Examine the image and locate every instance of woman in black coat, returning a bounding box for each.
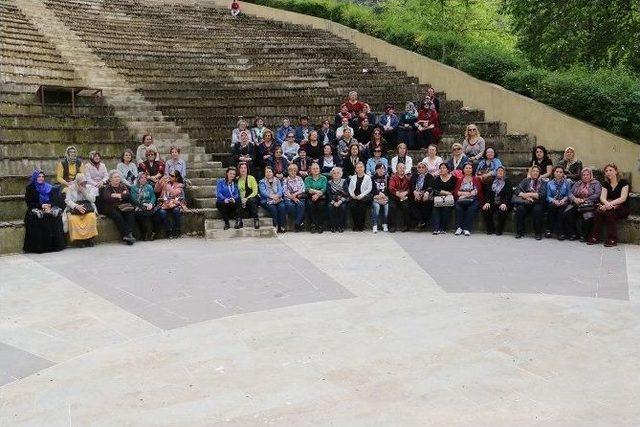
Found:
[23,169,66,253]
[481,166,513,235]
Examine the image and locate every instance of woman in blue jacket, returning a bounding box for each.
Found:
[545,166,572,240]
[259,166,287,233]
[216,166,240,230]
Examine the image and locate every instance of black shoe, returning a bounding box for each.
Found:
[330,227,336,233]
[234,220,243,229]
[544,231,552,238]
[123,233,136,243]
[495,231,503,236]
[568,234,577,241]
[515,234,523,239]
[535,234,543,240]
[558,234,566,241]
[294,224,302,232]
[338,227,344,233]
[310,226,317,234]
[317,227,324,234]
[486,230,494,235]
[254,219,260,229]
[223,221,230,230]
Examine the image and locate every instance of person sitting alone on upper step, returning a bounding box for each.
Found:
[231,0,240,17]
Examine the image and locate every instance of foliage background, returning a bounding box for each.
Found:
[245,0,640,142]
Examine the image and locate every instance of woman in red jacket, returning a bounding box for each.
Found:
[454,162,483,236]
[389,162,412,232]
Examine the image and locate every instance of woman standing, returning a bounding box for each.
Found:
[102,170,136,245]
[234,162,259,230]
[588,163,630,247]
[481,166,512,235]
[454,163,483,236]
[304,163,327,233]
[117,149,138,187]
[65,173,99,246]
[283,163,306,231]
[348,162,372,231]
[23,169,66,253]
[131,173,158,241]
[216,167,240,230]
[259,166,287,233]
[326,167,350,233]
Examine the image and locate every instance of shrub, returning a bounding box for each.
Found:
[245,0,640,142]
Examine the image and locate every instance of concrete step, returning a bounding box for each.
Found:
[204,226,277,240]
[204,217,274,230]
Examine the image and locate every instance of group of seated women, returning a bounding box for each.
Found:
[23,139,189,253]
[224,108,631,247]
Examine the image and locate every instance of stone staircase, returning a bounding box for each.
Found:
[1,0,638,252]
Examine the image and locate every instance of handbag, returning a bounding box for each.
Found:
[70,200,94,215]
[117,203,135,212]
[576,202,595,213]
[433,194,454,208]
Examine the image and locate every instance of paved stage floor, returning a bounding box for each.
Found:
[1,233,639,426]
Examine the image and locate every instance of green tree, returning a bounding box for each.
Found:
[503,0,640,72]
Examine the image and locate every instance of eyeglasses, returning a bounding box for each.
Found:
[468,128,477,132]
[453,148,461,151]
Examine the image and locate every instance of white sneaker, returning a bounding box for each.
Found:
[382,224,388,232]
[455,228,463,236]
[372,225,378,233]
[432,230,439,235]
[463,230,471,236]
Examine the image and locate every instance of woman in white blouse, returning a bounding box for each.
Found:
[348,162,373,231]
[391,142,413,174]
[421,144,443,177]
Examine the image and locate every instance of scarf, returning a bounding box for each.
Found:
[329,178,346,198]
[405,103,417,120]
[265,178,278,196]
[65,145,78,163]
[30,169,52,204]
[491,177,505,194]
[528,178,541,192]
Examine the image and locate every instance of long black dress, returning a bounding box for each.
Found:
[23,184,66,253]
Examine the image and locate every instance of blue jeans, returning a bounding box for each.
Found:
[284,199,305,226]
[262,201,286,227]
[371,200,389,226]
[455,199,479,231]
[157,207,181,234]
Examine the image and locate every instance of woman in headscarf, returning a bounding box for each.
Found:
[23,169,66,253]
[65,172,99,246]
[562,167,602,241]
[131,172,158,241]
[558,147,583,182]
[56,146,84,192]
[398,101,418,149]
[481,166,512,235]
